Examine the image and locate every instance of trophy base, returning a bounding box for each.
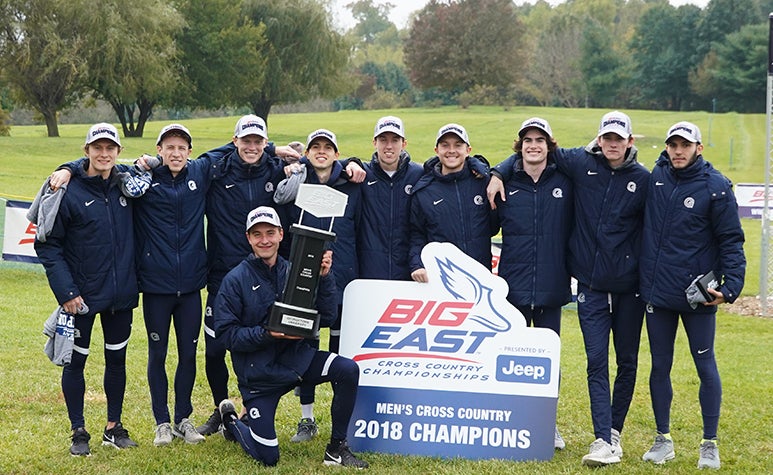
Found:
[266,301,320,339]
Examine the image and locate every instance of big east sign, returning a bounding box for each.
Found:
[340,243,560,461]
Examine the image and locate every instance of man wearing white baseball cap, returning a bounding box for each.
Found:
[274,127,363,442]
[489,111,649,467]
[214,205,368,468]
[639,121,744,470]
[409,122,495,283]
[493,117,573,451]
[357,116,423,281]
[35,123,140,455]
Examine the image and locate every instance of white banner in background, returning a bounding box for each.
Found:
[2,200,38,263]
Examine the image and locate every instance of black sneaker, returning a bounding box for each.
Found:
[102,422,138,449]
[70,427,91,456]
[219,399,238,442]
[196,408,221,436]
[323,439,369,469]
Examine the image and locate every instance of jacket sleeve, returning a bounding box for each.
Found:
[711,182,746,303]
[408,195,428,272]
[214,273,275,352]
[315,273,338,327]
[34,205,80,305]
[552,147,586,176]
[491,154,515,181]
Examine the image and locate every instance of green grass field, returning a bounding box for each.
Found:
[1,107,772,474]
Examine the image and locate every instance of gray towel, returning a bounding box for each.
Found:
[26,178,67,243]
[43,303,88,366]
[274,166,307,205]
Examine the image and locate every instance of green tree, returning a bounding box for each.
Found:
[404,0,526,95]
[0,0,86,136]
[698,0,760,57]
[519,2,586,108]
[690,23,766,113]
[581,23,630,108]
[348,0,395,45]
[629,4,702,110]
[82,0,185,137]
[243,0,351,121]
[176,0,267,111]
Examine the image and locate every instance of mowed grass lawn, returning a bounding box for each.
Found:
[0,106,771,473]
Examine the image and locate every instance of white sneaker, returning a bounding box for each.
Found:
[697,440,720,470]
[642,434,675,464]
[582,438,621,466]
[554,427,566,450]
[611,428,623,457]
[153,422,173,447]
[173,418,205,444]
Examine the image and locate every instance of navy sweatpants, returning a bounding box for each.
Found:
[576,283,644,443]
[515,305,562,336]
[645,305,721,439]
[224,351,360,466]
[143,291,202,425]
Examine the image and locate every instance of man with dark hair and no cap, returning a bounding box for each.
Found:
[638,122,744,470]
[214,206,368,468]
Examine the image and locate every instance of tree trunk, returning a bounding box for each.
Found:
[251,98,273,125]
[42,108,60,137]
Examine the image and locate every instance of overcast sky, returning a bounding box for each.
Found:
[331,0,711,31]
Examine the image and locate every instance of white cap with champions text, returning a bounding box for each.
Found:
[436,123,470,146]
[517,117,553,139]
[665,121,702,143]
[245,206,282,231]
[85,123,121,147]
[234,115,268,139]
[307,128,339,152]
[156,123,192,146]
[598,111,632,139]
[373,116,405,139]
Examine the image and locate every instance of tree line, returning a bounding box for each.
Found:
[0,0,769,138]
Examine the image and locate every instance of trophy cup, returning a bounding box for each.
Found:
[266,183,348,338]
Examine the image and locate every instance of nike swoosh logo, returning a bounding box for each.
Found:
[105,434,115,443]
[698,348,709,354]
[508,190,518,195]
[225,184,235,189]
[327,453,342,464]
[252,285,261,291]
[433,199,444,205]
[152,183,160,187]
[587,171,598,175]
[85,200,95,206]
[655,181,664,186]
[367,180,378,186]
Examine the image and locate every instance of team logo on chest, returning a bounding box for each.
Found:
[552,188,563,199]
[405,184,413,195]
[188,180,197,191]
[627,181,637,193]
[474,195,484,205]
[119,196,127,207]
[684,197,695,209]
[265,182,274,193]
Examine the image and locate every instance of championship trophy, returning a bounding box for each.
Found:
[266,184,348,338]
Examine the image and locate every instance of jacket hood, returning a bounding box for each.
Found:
[585,139,640,170]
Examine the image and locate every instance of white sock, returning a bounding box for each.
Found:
[301,404,314,420]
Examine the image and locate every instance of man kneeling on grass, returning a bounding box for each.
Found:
[214,206,368,468]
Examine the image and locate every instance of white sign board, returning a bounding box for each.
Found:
[340,242,561,461]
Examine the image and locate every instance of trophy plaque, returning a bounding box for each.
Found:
[266,184,348,338]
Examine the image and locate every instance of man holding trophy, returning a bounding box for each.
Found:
[214,206,368,468]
